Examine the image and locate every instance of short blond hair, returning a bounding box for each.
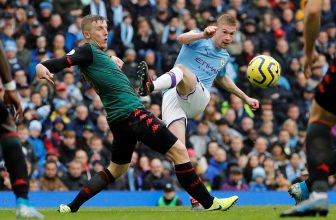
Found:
[216,13,237,27]
[81,14,106,34]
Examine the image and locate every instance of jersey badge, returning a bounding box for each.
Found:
[221,58,226,67]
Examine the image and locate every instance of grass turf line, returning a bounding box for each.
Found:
[1,206,336,220]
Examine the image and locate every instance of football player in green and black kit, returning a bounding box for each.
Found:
[36,15,238,213]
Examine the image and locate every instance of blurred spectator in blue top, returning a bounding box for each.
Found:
[249,166,267,192]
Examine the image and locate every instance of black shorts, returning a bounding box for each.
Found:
[315,57,336,115]
[108,108,178,164]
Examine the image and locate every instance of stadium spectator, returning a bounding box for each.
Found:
[271,142,288,170]
[227,136,246,163]
[243,155,259,183]
[275,172,291,191]
[249,166,267,192]
[122,48,138,84]
[53,0,83,26]
[142,158,173,191]
[248,136,272,158]
[187,148,206,175]
[263,157,277,190]
[39,160,68,191]
[189,120,211,157]
[28,120,46,170]
[25,20,44,49]
[14,32,31,66]
[88,135,111,167]
[61,161,88,191]
[150,6,170,38]
[134,19,159,59]
[52,34,66,58]
[73,149,91,179]
[157,183,182,206]
[70,104,96,138]
[206,148,228,184]
[58,130,77,166]
[281,119,299,151]
[125,151,140,191]
[111,13,134,57]
[18,124,38,177]
[204,140,220,162]
[83,0,107,19]
[160,26,181,72]
[279,153,303,183]
[95,115,109,139]
[236,39,256,74]
[222,165,249,191]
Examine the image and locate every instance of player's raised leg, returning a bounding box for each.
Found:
[138,61,196,97]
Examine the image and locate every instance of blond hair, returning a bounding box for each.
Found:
[81,14,106,34]
[216,13,237,27]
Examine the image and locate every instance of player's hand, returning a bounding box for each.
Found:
[36,63,54,84]
[203,26,218,38]
[3,90,23,122]
[303,51,319,78]
[245,97,259,111]
[111,56,124,69]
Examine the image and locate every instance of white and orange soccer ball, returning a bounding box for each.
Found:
[247,55,281,88]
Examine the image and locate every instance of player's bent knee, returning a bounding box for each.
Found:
[107,162,129,179]
[309,100,336,127]
[175,64,185,71]
[165,141,190,164]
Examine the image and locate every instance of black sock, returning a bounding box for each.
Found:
[306,123,333,192]
[1,135,29,199]
[68,168,115,212]
[306,148,336,192]
[175,162,213,209]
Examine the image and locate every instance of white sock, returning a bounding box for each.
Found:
[153,66,184,91]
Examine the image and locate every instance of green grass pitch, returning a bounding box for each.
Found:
[1,206,336,220]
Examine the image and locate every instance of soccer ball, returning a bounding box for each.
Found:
[247,55,281,88]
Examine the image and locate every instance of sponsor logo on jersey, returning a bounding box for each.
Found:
[67,49,75,56]
[194,57,219,75]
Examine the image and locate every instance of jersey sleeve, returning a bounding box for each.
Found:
[41,43,93,73]
[185,30,203,48]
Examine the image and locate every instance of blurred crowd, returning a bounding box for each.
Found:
[0,0,336,193]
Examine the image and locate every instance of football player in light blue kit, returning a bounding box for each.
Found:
[138,14,259,209]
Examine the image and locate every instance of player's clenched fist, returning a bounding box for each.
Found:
[203,26,218,38]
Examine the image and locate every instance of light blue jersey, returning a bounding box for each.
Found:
[174,36,230,91]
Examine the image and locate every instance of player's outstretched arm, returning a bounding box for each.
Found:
[35,44,93,84]
[0,42,12,85]
[216,75,259,110]
[176,26,218,44]
[303,0,323,78]
[35,63,55,84]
